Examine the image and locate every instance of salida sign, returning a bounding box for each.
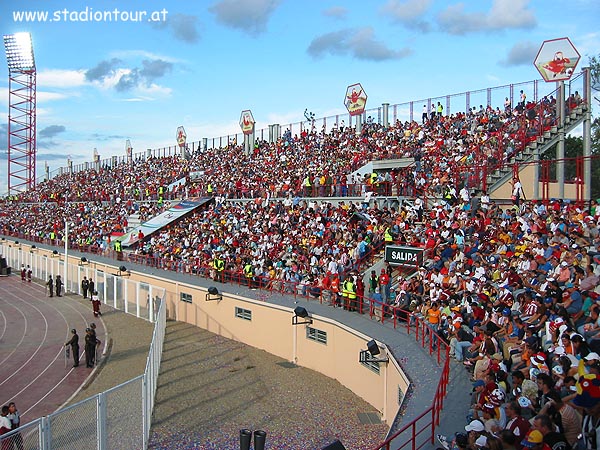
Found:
[384,245,423,267]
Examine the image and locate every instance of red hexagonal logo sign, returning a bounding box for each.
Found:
[344,83,367,116]
[239,110,255,135]
[534,37,581,82]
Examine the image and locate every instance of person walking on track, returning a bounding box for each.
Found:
[91,291,101,317]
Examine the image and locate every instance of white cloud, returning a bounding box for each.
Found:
[38,91,69,102]
[322,6,348,19]
[500,41,538,66]
[37,69,87,88]
[381,0,432,31]
[209,0,281,36]
[437,0,537,35]
[308,27,412,61]
[109,50,183,64]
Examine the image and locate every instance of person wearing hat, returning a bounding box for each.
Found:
[463,419,486,449]
[64,328,80,367]
[572,374,600,449]
[474,402,500,433]
[520,429,549,450]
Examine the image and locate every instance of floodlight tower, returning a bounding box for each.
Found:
[3,32,36,195]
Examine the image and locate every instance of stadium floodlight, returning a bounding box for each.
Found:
[3,31,37,195]
[4,32,35,72]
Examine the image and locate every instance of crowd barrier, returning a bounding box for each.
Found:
[0,243,167,450]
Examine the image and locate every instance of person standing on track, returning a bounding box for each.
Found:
[84,328,97,368]
[55,274,63,297]
[26,265,32,283]
[81,276,89,299]
[20,265,26,282]
[46,276,53,297]
[0,405,11,441]
[7,402,23,450]
[88,279,95,298]
[65,329,80,367]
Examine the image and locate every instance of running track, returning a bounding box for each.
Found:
[0,275,105,424]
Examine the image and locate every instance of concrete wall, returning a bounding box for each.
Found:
[1,240,410,426]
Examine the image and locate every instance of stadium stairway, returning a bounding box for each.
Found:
[486,103,588,193]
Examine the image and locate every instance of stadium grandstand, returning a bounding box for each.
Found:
[1,68,599,449]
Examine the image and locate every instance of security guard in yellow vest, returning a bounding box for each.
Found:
[243,262,254,288]
[114,240,122,252]
[49,231,56,242]
[347,277,357,312]
[213,254,225,282]
[342,278,353,310]
[303,175,312,197]
[207,183,213,196]
[384,226,394,243]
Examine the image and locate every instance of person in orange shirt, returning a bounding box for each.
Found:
[426,302,442,349]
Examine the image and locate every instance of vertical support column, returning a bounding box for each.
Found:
[382,103,389,128]
[583,67,592,202]
[510,84,514,111]
[124,279,129,314]
[97,392,107,450]
[355,114,362,134]
[40,416,50,450]
[557,81,565,199]
[409,101,413,122]
[149,285,154,322]
[103,271,108,303]
[466,91,470,112]
[136,281,141,318]
[487,88,491,107]
[533,144,540,201]
[113,276,118,308]
[64,221,68,293]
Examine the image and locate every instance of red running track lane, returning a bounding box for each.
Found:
[0,275,106,424]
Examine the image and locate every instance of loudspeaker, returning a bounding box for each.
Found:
[0,257,7,269]
[322,440,347,450]
[366,339,380,356]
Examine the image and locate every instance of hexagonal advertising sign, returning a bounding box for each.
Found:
[534,37,580,82]
[176,126,186,148]
[239,110,255,135]
[344,83,367,116]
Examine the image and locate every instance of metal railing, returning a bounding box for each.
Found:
[0,243,167,450]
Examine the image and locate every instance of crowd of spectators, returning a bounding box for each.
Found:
[0,85,593,450]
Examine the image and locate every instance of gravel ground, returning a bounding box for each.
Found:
[148,320,388,450]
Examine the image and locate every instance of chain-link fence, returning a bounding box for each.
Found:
[0,244,167,450]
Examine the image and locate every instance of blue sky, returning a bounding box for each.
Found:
[0,0,599,192]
